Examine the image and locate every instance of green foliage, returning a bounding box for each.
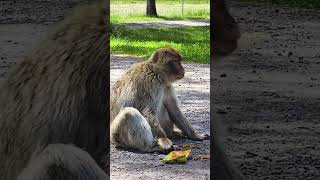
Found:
[110,0,209,23]
[111,25,210,64]
[111,0,209,4]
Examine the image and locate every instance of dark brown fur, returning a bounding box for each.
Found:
[212,0,241,57]
[0,1,110,179]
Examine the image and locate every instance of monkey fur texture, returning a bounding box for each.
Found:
[0,1,110,179]
[110,47,209,154]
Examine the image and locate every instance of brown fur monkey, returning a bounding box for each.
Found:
[212,0,241,56]
[0,1,110,179]
[110,47,209,153]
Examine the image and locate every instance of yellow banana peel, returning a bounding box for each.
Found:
[162,149,192,163]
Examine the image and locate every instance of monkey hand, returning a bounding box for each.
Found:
[190,133,210,141]
[158,137,179,154]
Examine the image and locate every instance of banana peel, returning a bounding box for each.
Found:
[162,149,191,164]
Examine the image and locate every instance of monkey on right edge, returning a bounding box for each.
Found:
[110,47,210,153]
[212,0,246,179]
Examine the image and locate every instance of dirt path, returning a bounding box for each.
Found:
[120,19,209,29]
[110,55,210,180]
[213,1,320,179]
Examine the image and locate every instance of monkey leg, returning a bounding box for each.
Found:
[17,144,108,180]
[110,107,160,153]
[158,103,185,140]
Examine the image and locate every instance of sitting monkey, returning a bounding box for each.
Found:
[110,47,209,153]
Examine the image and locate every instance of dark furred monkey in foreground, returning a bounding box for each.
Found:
[212,0,241,56]
[212,0,246,179]
[0,0,110,179]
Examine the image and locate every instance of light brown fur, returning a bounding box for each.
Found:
[110,47,209,153]
[0,1,110,179]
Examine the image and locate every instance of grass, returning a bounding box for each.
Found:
[111,1,209,23]
[111,0,209,4]
[111,24,210,64]
[240,0,320,9]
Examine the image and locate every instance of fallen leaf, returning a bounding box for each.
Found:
[162,149,192,164]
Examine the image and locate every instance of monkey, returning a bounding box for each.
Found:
[211,0,246,179]
[0,0,110,179]
[110,47,209,153]
[212,0,241,57]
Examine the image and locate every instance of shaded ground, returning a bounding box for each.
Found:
[110,55,210,180]
[0,0,90,24]
[213,1,320,180]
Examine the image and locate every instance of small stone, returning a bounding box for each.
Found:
[216,108,227,114]
[220,73,227,78]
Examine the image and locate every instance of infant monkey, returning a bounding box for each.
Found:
[110,47,209,153]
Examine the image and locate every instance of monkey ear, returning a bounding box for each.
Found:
[152,51,160,63]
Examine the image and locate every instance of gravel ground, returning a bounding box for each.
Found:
[110,55,210,180]
[213,1,320,180]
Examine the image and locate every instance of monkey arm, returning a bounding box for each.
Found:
[164,89,201,140]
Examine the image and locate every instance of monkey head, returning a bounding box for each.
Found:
[213,6,241,57]
[149,47,185,83]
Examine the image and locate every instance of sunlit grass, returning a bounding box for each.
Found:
[110,1,209,23]
[111,25,210,64]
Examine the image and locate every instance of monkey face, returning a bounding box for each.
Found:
[167,58,185,81]
[150,47,185,82]
[213,10,241,56]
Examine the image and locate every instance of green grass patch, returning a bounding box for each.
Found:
[111,1,209,23]
[111,0,209,4]
[111,25,210,64]
[240,0,320,9]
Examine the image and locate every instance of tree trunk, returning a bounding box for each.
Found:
[146,0,158,17]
